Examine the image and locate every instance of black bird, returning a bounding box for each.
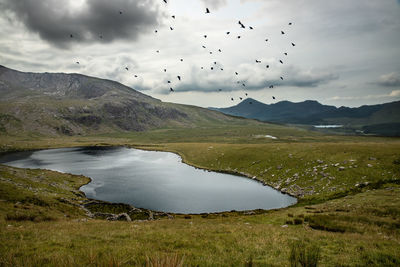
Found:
[245,93,248,96]
[170,88,174,92]
[269,85,274,88]
[265,38,268,42]
[242,83,246,87]
[99,35,103,39]
[272,96,276,99]
[206,8,210,14]
[220,68,224,71]
[238,21,245,28]
[164,69,167,72]
[76,61,79,64]
[266,65,269,68]
[172,15,175,19]
[280,76,284,80]
[235,72,239,75]
[249,26,254,30]
[202,45,206,48]
[218,89,222,91]
[163,0,167,3]
[170,27,174,30]
[70,34,73,38]
[201,67,204,69]
[214,62,217,65]
[177,76,181,81]
[279,60,283,64]
[231,98,234,101]
[291,42,296,46]
[211,67,214,70]
[119,11,122,15]
[156,50,160,53]
[204,35,207,38]
[281,31,285,34]
[134,75,138,78]
[167,80,171,83]
[218,49,222,52]
[284,52,288,56]
[289,22,292,25]
[226,32,230,34]
[155,30,158,33]
[180,59,183,62]
[240,97,243,100]
[209,52,213,54]
[125,67,129,71]
[237,36,241,39]
[256,60,261,63]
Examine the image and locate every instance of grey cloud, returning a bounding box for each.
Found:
[378,72,400,87]
[0,0,162,48]
[164,64,338,94]
[200,0,227,10]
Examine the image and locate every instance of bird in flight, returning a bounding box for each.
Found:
[206,8,210,14]
[70,34,73,38]
[256,60,261,63]
[177,76,181,81]
[167,80,171,84]
[119,11,122,15]
[170,88,174,92]
[125,67,129,71]
[204,35,207,38]
[226,32,230,35]
[164,69,167,72]
[218,49,222,52]
[245,93,248,96]
[272,96,276,99]
[235,72,239,75]
[134,75,138,78]
[180,59,183,62]
[281,31,285,34]
[202,45,206,48]
[76,61,79,64]
[249,26,254,30]
[280,76,284,80]
[265,38,268,42]
[240,97,243,100]
[172,15,176,19]
[279,60,283,64]
[170,27,174,31]
[266,65,269,68]
[289,22,292,25]
[231,98,234,101]
[163,0,167,3]
[291,42,296,46]
[269,85,274,88]
[284,52,288,56]
[237,36,241,39]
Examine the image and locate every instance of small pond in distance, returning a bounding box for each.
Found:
[0,147,297,213]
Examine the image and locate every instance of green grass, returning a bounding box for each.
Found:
[0,128,399,266]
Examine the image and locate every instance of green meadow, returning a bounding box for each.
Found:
[0,125,399,266]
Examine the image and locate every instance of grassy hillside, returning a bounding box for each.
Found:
[0,133,399,266]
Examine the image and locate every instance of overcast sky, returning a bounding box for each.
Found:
[0,0,399,108]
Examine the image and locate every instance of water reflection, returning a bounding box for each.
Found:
[0,147,297,213]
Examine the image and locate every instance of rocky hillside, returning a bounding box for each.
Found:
[0,65,243,136]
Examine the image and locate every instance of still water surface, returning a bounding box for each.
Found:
[0,147,296,213]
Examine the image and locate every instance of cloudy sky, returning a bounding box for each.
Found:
[0,0,399,108]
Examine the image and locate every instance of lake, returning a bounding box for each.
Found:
[0,147,297,213]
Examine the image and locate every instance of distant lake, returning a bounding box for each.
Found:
[313,125,343,129]
[0,147,297,214]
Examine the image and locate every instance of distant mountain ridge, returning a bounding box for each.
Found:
[0,65,250,136]
[211,98,400,136]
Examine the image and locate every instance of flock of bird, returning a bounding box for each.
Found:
[72,1,297,104]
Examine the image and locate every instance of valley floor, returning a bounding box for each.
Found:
[0,131,399,266]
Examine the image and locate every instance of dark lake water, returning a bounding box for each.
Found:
[0,147,296,213]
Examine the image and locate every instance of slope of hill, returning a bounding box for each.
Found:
[211,98,400,136]
[0,65,261,136]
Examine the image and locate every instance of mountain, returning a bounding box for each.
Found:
[0,65,249,136]
[211,98,400,136]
